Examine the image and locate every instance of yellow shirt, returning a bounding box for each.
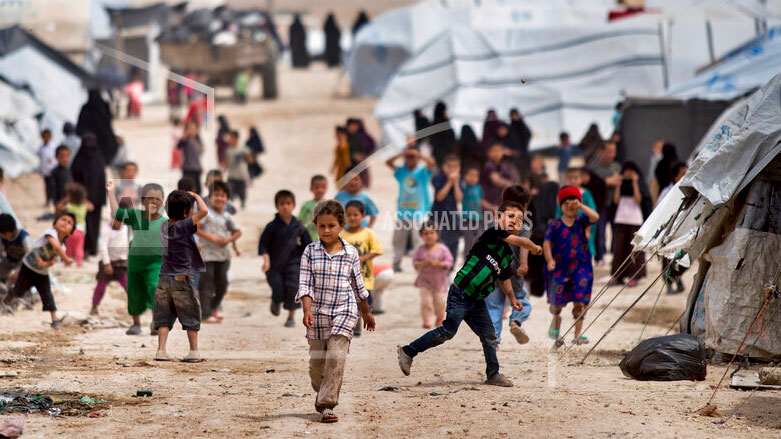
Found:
[339,227,383,290]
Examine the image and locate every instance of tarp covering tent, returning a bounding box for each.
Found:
[617,97,734,166]
[0,25,95,177]
[374,22,667,149]
[666,26,781,100]
[347,0,779,98]
[633,73,781,359]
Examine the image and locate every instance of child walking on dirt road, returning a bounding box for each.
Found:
[296,200,375,423]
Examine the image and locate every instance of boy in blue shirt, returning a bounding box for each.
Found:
[334,173,378,230]
[386,146,435,272]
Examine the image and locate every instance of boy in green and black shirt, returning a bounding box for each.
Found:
[397,201,542,387]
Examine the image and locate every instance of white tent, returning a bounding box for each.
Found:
[374,22,667,149]
[666,26,781,100]
[347,0,779,98]
[633,73,781,358]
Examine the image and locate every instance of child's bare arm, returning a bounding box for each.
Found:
[55,197,69,215]
[226,229,242,243]
[503,235,542,255]
[358,300,375,331]
[543,240,555,271]
[46,236,72,265]
[368,216,377,228]
[578,202,599,224]
[195,229,225,245]
[189,192,208,224]
[301,296,314,328]
[105,181,119,217]
[261,253,270,272]
[359,252,379,263]
[480,199,497,212]
[499,279,522,311]
[86,200,95,212]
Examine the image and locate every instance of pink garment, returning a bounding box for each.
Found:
[413,243,453,293]
[65,229,85,267]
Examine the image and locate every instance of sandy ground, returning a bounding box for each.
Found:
[1,64,780,438]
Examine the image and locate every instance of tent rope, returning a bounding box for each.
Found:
[665,308,687,335]
[577,260,672,364]
[637,278,667,342]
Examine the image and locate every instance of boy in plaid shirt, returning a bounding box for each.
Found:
[296,199,375,423]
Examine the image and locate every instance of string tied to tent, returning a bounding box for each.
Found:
[663,250,687,286]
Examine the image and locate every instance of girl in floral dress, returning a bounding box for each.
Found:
[543,186,599,345]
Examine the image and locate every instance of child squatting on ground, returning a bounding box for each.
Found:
[153,189,208,362]
[2,213,75,327]
[397,201,543,387]
[296,200,375,423]
[544,186,599,345]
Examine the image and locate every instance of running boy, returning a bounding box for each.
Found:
[299,175,328,242]
[2,213,75,327]
[397,201,542,387]
[259,190,312,327]
[107,180,167,336]
[297,200,375,423]
[153,190,208,362]
[197,180,241,323]
[339,200,383,333]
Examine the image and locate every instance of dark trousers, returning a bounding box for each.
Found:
[595,206,610,262]
[228,178,247,208]
[611,224,646,282]
[266,264,301,311]
[84,206,102,256]
[8,265,55,311]
[403,284,500,379]
[199,260,230,317]
[44,175,54,205]
[439,228,460,271]
[182,170,202,195]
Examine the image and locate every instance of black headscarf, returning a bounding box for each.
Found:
[654,142,679,190]
[70,133,107,207]
[430,101,456,168]
[76,90,118,164]
[509,108,531,161]
[289,14,309,68]
[323,13,342,67]
[458,124,482,168]
[579,123,603,165]
[352,11,370,37]
[482,109,500,149]
[246,127,265,154]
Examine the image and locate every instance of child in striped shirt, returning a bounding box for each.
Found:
[296,199,375,423]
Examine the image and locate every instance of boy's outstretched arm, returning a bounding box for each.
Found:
[504,235,542,255]
[47,235,72,265]
[499,278,522,311]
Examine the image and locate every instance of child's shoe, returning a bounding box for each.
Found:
[510,321,529,344]
[284,316,295,327]
[485,373,513,387]
[270,300,281,316]
[126,324,142,335]
[397,346,412,376]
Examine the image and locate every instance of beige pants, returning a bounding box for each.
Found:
[419,287,447,326]
[308,335,350,411]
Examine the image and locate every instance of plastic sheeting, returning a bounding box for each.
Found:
[374,22,666,150]
[667,26,781,100]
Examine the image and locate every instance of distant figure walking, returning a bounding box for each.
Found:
[289,14,310,68]
[323,13,341,67]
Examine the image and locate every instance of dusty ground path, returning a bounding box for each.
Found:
[1,65,779,438]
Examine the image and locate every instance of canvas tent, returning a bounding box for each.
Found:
[666,26,781,100]
[0,25,95,177]
[374,22,667,150]
[633,73,781,359]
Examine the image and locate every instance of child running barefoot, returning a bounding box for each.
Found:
[2,213,75,328]
[197,181,241,323]
[544,186,599,345]
[107,181,167,336]
[90,204,130,315]
[398,201,542,387]
[339,200,382,336]
[297,200,375,423]
[412,221,453,328]
[154,190,208,362]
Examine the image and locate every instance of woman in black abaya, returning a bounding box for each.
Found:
[323,13,342,68]
[76,90,118,164]
[70,133,107,256]
[289,14,310,68]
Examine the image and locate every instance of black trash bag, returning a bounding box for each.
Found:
[619,334,707,381]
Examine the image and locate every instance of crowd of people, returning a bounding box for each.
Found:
[0,87,693,423]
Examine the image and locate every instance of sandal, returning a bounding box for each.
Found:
[548,322,560,340]
[321,408,338,423]
[573,335,589,345]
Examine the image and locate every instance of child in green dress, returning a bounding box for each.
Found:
[106,180,167,335]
